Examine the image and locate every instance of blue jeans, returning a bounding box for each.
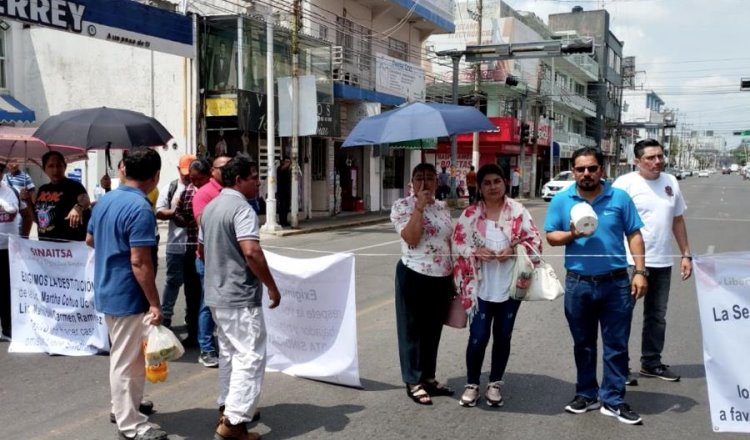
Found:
[466,297,521,385]
[640,266,672,369]
[564,272,634,406]
[161,253,184,324]
[195,257,217,353]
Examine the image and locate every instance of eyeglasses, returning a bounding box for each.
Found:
[574,165,600,173]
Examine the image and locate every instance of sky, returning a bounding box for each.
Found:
[505,0,750,149]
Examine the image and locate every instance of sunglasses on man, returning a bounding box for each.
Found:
[573,165,600,173]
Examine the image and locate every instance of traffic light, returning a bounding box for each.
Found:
[520,122,531,144]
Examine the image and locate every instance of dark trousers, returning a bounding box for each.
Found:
[277,195,291,226]
[0,250,10,337]
[564,272,634,406]
[466,297,521,384]
[394,260,453,385]
[640,266,672,369]
[468,186,477,204]
[511,185,519,198]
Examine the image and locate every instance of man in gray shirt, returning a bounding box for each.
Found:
[199,154,281,440]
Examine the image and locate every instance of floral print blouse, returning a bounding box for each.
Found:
[452,199,543,319]
[390,196,453,277]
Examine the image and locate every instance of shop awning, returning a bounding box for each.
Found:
[389,138,437,150]
[0,95,35,124]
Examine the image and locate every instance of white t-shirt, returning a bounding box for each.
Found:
[0,181,25,249]
[156,180,187,255]
[613,171,686,267]
[478,220,514,302]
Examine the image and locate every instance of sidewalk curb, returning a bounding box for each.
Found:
[263,216,391,237]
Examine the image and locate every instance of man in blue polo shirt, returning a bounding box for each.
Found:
[545,147,648,426]
[87,148,168,440]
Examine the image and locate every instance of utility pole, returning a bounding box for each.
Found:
[518,96,527,195]
[548,57,555,185]
[435,49,463,198]
[261,11,280,232]
[290,0,301,228]
[471,0,483,169]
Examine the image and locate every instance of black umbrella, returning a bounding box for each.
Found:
[33,107,173,168]
[34,107,173,149]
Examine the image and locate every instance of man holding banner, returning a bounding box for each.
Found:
[87,148,169,440]
[199,154,281,440]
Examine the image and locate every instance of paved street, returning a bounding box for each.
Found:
[1,174,749,440]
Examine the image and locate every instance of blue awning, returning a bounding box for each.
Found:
[0,95,35,124]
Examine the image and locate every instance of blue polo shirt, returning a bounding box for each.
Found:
[88,185,157,316]
[544,182,643,275]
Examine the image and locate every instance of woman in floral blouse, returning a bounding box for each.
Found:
[390,163,455,405]
[452,163,542,408]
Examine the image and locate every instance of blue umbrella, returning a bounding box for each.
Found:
[342,102,496,147]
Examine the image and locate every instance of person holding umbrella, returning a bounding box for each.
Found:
[390,163,455,405]
[33,151,90,241]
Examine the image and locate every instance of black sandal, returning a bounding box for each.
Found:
[406,384,433,405]
[423,380,455,396]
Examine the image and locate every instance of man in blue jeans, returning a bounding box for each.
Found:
[545,147,648,425]
[614,139,692,383]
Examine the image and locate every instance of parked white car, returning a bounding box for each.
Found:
[541,171,575,201]
[698,170,709,178]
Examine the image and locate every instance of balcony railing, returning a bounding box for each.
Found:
[541,80,597,116]
[566,54,599,79]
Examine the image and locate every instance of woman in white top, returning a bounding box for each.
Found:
[452,164,542,407]
[391,163,455,405]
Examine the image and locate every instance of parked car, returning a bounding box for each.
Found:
[541,171,575,202]
[722,168,731,175]
[698,170,709,178]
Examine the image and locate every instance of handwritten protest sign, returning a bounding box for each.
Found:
[694,252,750,433]
[263,251,360,387]
[8,236,109,356]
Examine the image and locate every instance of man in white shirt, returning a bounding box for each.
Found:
[613,139,692,383]
[0,162,30,341]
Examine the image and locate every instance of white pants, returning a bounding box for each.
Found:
[212,306,267,425]
[106,313,150,437]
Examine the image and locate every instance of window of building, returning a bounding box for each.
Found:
[614,54,621,74]
[0,31,6,90]
[311,138,327,181]
[608,47,615,69]
[575,82,585,96]
[336,16,371,72]
[388,38,408,62]
[318,24,328,41]
[571,119,584,135]
[383,150,405,189]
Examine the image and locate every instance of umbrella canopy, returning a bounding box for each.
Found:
[33,107,173,150]
[342,102,496,147]
[0,127,87,162]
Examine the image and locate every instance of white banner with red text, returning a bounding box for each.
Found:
[263,251,360,388]
[7,236,109,356]
[694,252,750,433]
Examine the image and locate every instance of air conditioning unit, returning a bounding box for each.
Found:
[332,46,343,66]
[333,68,359,86]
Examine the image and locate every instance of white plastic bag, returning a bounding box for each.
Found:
[144,324,185,366]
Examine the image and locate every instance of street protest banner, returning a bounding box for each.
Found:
[8,236,109,356]
[263,251,360,388]
[694,252,750,433]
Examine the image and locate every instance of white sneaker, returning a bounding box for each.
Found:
[459,384,480,407]
[485,381,504,407]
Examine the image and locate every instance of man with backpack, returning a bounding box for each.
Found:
[156,154,200,346]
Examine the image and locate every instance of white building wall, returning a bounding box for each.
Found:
[12,25,191,195]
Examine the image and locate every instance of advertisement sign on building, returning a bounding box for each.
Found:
[375,54,425,102]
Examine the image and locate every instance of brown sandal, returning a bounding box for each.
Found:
[406,384,433,405]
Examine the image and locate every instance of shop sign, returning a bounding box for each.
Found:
[0,0,193,58]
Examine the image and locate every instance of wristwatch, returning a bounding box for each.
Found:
[633,268,649,277]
